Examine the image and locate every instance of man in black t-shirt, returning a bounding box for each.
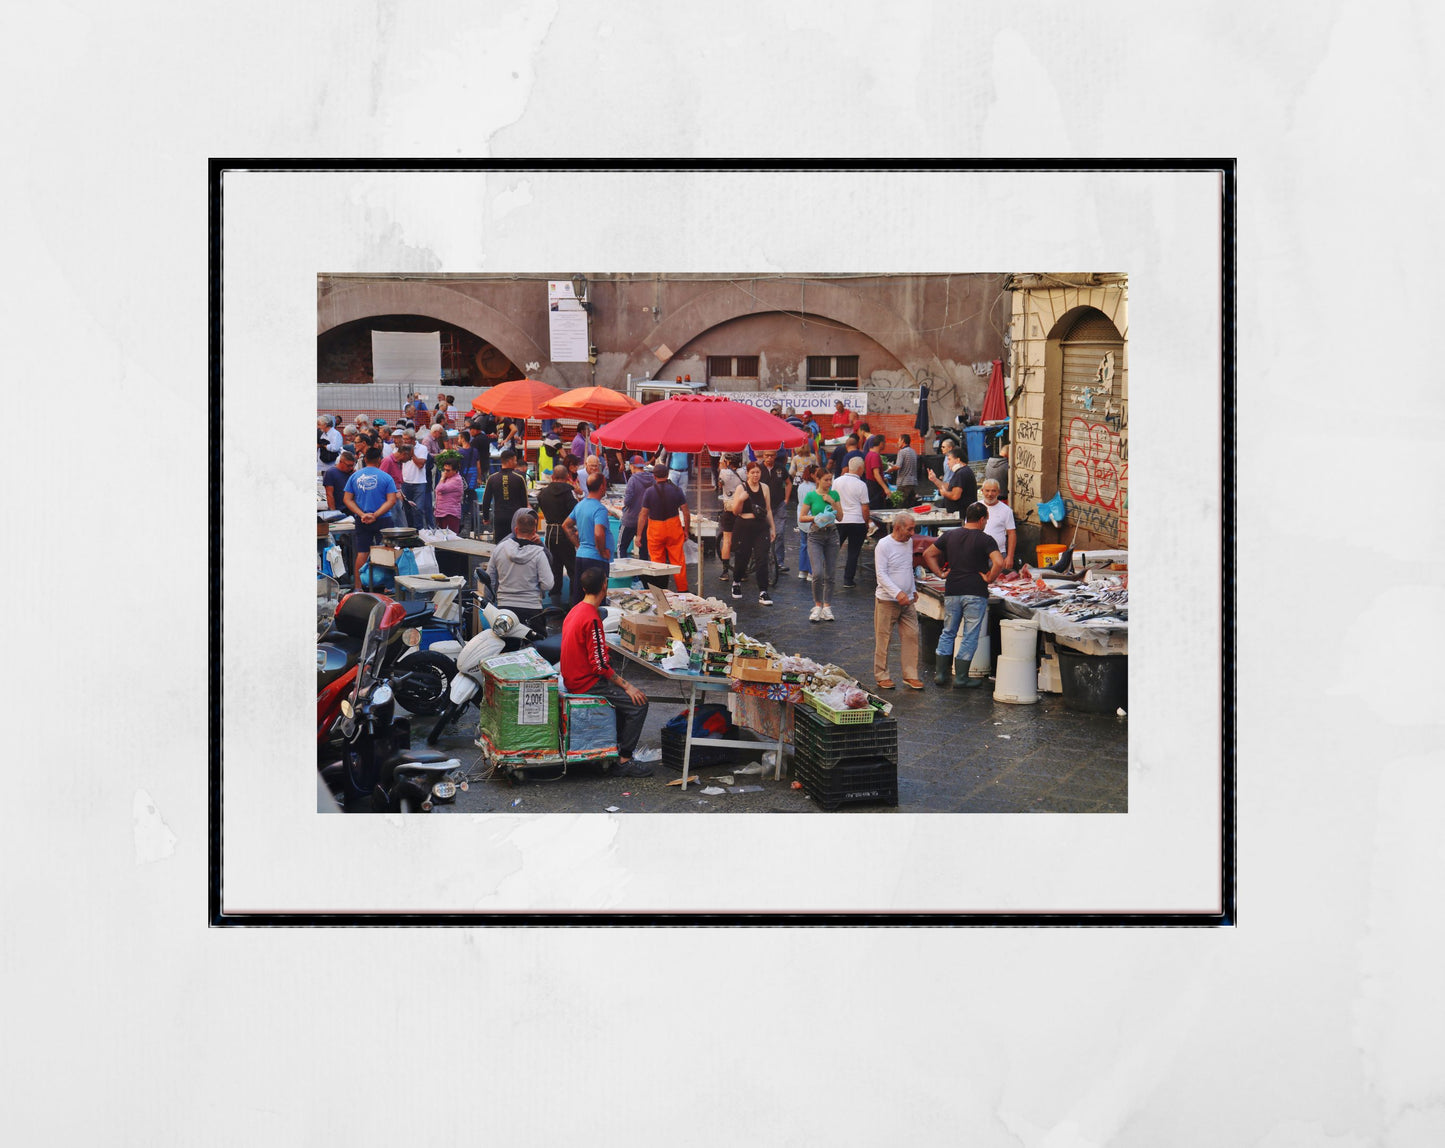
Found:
[922,501,1005,687]
[926,448,976,513]
[537,458,580,604]
[480,449,530,542]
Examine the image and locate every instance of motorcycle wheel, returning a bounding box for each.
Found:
[391,651,455,716]
[426,700,463,746]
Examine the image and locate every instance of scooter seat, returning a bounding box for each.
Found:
[531,634,564,665]
[398,599,435,623]
[390,752,459,768]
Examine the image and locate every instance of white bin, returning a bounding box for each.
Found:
[966,628,991,679]
[993,655,1040,704]
[999,617,1039,662]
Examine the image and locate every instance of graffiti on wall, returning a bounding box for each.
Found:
[1060,414,1126,542]
[1014,418,1043,445]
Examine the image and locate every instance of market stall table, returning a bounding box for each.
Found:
[605,638,789,791]
[429,536,495,585]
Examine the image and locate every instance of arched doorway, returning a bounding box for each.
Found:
[1050,307,1126,549]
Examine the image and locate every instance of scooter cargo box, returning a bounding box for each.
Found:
[478,648,560,753]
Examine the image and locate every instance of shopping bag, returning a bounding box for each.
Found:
[326,545,346,577]
[412,544,439,575]
[395,547,419,577]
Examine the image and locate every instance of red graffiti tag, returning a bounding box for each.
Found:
[1063,417,1120,511]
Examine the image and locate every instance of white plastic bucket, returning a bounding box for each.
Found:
[999,618,1039,662]
[992,655,1040,704]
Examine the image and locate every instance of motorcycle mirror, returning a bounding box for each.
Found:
[402,628,422,647]
[340,698,353,719]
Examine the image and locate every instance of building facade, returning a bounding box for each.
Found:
[318,272,1014,426]
[1004,274,1129,553]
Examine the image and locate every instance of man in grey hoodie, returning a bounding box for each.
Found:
[484,509,556,636]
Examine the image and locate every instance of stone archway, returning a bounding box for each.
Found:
[618,278,950,390]
[318,280,546,381]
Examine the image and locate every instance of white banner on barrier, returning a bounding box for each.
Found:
[717,391,867,416]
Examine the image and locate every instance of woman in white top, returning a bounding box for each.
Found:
[715,453,744,581]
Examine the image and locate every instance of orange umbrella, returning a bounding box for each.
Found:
[469,378,563,419]
[538,385,639,425]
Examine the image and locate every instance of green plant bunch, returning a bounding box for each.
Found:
[434,448,463,470]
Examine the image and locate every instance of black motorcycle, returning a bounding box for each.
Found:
[318,595,469,813]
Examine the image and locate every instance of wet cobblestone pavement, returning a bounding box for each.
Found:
[425,539,1127,815]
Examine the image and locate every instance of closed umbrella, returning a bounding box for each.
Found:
[980,359,1007,423]
[594,395,807,591]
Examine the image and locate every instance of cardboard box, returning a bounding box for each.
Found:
[729,655,783,683]
[619,612,674,652]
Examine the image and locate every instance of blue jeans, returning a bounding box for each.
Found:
[402,482,432,529]
[938,594,988,661]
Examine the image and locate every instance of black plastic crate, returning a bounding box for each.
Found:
[660,721,763,772]
[792,704,899,768]
[794,754,899,811]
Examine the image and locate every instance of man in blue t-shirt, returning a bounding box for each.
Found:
[563,471,613,606]
[342,446,401,565]
[668,449,689,492]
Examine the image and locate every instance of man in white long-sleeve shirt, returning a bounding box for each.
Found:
[872,511,923,690]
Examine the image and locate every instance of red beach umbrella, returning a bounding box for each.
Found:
[590,393,807,453]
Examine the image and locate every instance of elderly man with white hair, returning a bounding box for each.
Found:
[980,478,1017,569]
[872,511,924,690]
[832,455,871,588]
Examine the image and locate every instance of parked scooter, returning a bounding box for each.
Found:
[317,588,456,757]
[425,574,569,745]
[317,594,468,812]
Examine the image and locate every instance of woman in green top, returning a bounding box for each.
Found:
[798,469,842,622]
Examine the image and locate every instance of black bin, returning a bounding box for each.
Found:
[1056,649,1128,714]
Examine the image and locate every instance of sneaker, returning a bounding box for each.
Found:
[842,580,857,589]
[809,605,822,622]
[612,759,654,778]
[798,570,809,580]
[758,591,773,605]
[777,566,789,573]
[731,584,743,599]
[821,605,835,621]
[718,566,732,582]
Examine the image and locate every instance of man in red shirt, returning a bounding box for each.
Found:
[560,564,652,776]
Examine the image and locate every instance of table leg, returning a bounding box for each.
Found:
[774,705,787,782]
[680,681,699,791]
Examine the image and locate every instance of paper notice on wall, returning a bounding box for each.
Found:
[517,680,548,725]
[547,281,589,362]
[371,330,441,387]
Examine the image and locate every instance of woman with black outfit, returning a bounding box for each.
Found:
[729,460,775,605]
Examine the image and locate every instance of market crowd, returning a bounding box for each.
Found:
[319,394,1020,695]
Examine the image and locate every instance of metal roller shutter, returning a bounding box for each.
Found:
[1056,312,1125,548]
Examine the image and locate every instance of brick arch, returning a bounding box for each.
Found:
[318,281,544,376]
[1046,304,1122,342]
[619,279,948,385]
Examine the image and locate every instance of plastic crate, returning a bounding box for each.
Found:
[660,721,762,772]
[802,688,878,725]
[794,754,899,811]
[793,704,898,768]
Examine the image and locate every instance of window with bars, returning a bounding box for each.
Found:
[707,355,760,381]
[806,355,859,390]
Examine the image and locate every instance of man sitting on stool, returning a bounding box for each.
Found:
[560,564,652,778]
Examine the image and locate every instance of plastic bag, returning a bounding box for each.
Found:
[660,639,690,671]
[1037,492,1066,526]
[412,544,439,575]
[683,539,699,564]
[395,547,419,577]
[326,546,346,577]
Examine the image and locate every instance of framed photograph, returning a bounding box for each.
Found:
[214,161,1230,922]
